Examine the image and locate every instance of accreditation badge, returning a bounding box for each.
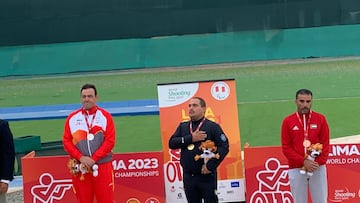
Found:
[187,144,195,150]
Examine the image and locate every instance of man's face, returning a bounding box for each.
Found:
[81,88,98,110]
[188,98,205,121]
[295,94,312,114]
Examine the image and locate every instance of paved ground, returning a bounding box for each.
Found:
[7,190,23,203]
[7,134,360,203]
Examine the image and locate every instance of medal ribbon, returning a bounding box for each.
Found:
[84,109,97,133]
[189,117,206,134]
[296,111,312,152]
[83,108,97,156]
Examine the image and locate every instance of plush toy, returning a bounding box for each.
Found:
[67,158,99,181]
[300,143,323,176]
[194,140,220,164]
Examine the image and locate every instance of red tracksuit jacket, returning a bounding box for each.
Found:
[281,110,330,169]
[63,106,115,164]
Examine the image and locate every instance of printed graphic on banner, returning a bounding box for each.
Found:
[249,158,293,203]
[22,152,165,203]
[245,144,360,203]
[158,79,245,203]
[158,83,198,108]
[327,144,360,203]
[31,173,72,203]
[210,81,230,100]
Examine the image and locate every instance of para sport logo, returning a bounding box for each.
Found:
[249,158,293,203]
[30,173,72,203]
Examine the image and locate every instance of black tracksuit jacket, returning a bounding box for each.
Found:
[168,118,229,175]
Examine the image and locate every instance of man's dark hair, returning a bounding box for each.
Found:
[193,97,206,107]
[296,89,312,99]
[81,83,97,96]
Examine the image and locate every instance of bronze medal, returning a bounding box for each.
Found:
[303,139,311,147]
[187,144,195,150]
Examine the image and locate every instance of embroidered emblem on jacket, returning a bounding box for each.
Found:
[292,126,299,131]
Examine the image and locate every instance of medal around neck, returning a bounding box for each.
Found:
[87,133,94,141]
[303,139,311,147]
[187,144,195,150]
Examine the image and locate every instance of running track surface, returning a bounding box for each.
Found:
[0,99,159,121]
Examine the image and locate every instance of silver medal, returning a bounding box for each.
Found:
[87,133,94,141]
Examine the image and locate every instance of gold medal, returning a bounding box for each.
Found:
[187,144,195,150]
[303,139,311,147]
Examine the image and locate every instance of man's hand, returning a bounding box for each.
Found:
[79,156,95,168]
[0,182,9,194]
[201,164,212,175]
[192,130,207,142]
[303,159,319,172]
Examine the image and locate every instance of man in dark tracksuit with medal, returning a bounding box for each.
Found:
[169,97,229,203]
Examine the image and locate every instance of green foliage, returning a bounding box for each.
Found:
[2,58,360,152]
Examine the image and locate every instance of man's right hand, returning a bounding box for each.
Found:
[303,159,319,172]
[191,130,207,142]
[79,156,95,168]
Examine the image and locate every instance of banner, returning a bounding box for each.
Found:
[157,79,245,202]
[22,152,165,203]
[244,144,360,203]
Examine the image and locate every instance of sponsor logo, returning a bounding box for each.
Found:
[292,126,299,131]
[177,192,184,199]
[329,188,357,202]
[218,183,226,189]
[168,89,191,99]
[231,181,240,188]
[157,83,198,107]
[145,197,160,203]
[126,198,140,203]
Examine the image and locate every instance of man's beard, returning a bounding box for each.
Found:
[301,108,310,114]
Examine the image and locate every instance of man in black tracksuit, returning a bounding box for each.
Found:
[0,119,15,203]
[169,97,229,203]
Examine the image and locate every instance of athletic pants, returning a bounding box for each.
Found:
[288,165,327,203]
[183,172,218,203]
[0,193,6,203]
[72,161,114,203]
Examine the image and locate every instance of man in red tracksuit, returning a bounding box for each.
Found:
[281,89,329,203]
[63,83,116,203]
